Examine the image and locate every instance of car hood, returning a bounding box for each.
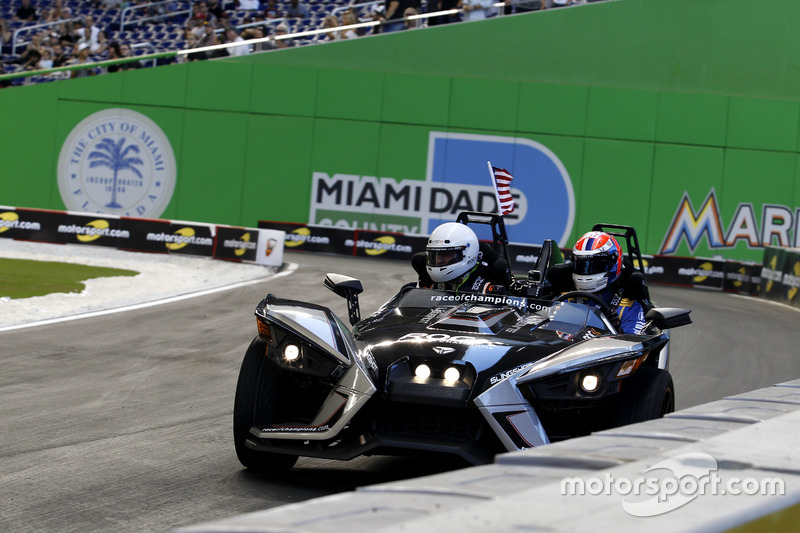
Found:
[354,299,575,393]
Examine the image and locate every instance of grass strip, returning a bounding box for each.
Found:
[0,258,139,299]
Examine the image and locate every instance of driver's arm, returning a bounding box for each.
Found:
[617,299,646,334]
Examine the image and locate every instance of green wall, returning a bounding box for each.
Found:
[2,0,800,261]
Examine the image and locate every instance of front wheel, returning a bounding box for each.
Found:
[233,336,298,473]
[613,367,675,427]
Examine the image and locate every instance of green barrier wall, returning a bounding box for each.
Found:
[2,0,800,261]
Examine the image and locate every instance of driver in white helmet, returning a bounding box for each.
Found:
[419,222,507,293]
[570,231,646,334]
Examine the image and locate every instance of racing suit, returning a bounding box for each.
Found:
[583,289,646,335]
[434,263,501,293]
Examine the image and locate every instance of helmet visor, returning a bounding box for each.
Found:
[427,247,464,268]
[572,254,615,275]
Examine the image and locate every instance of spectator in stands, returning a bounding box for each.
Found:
[263,0,279,19]
[38,47,54,69]
[106,41,121,71]
[69,42,95,78]
[188,18,204,39]
[403,7,420,29]
[225,27,250,56]
[206,0,225,19]
[198,21,217,48]
[341,9,361,39]
[240,26,272,53]
[408,0,424,20]
[242,11,265,25]
[187,1,217,28]
[246,26,274,51]
[321,15,341,41]
[54,11,76,46]
[116,42,142,70]
[427,0,459,26]
[186,2,203,25]
[14,0,37,23]
[75,15,100,47]
[459,0,494,21]
[49,0,66,20]
[381,0,420,33]
[182,31,205,61]
[51,42,68,67]
[45,31,61,50]
[274,23,294,48]
[0,19,12,55]
[22,48,42,70]
[207,33,229,58]
[8,31,44,65]
[285,0,310,19]
[360,3,383,33]
[90,30,109,57]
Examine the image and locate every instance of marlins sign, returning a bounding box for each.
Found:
[660,189,800,255]
[58,108,176,219]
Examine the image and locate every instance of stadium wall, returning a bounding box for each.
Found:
[2,0,800,262]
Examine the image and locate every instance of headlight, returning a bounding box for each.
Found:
[581,373,600,393]
[283,343,300,362]
[443,367,460,382]
[415,364,432,379]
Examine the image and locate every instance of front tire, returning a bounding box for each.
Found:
[613,367,675,427]
[233,336,299,473]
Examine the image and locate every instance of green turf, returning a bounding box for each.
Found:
[0,257,139,299]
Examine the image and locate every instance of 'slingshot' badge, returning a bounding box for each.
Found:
[58,108,176,218]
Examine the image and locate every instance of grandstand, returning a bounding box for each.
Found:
[0,0,600,86]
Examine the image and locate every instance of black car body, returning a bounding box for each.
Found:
[234,212,691,470]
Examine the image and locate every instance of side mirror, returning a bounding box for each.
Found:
[645,307,692,330]
[324,273,363,325]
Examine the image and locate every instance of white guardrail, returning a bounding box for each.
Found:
[176,378,800,532]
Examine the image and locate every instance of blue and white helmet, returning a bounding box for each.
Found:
[572,231,623,293]
[426,222,479,283]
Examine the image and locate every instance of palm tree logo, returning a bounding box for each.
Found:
[87,137,144,209]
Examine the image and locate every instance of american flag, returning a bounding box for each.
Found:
[488,163,515,216]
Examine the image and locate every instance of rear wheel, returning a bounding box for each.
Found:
[233,337,298,472]
[613,367,675,427]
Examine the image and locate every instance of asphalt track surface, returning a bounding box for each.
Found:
[1,251,799,532]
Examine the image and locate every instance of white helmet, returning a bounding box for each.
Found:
[426,222,479,283]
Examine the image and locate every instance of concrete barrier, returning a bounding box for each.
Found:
[176,379,800,532]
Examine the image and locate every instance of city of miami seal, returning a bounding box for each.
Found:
[58,108,176,218]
